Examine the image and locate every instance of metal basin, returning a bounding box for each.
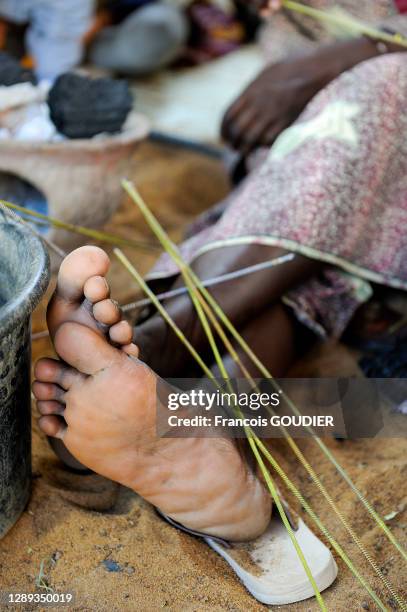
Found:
[0,213,49,538]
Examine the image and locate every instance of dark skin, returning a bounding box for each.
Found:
[49,245,315,472]
[136,23,407,377]
[223,0,407,153]
[221,36,404,154]
[135,245,321,379]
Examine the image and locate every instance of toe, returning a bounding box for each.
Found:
[93,299,121,326]
[56,246,110,303]
[32,381,65,403]
[109,320,133,345]
[39,415,66,439]
[36,400,65,416]
[122,344,140,358]
[54,322,123,375]
[34,358,85,390]
[84,275,110,303]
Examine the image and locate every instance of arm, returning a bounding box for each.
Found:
[221,32,407,153]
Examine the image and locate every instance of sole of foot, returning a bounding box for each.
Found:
[33,246,272,542]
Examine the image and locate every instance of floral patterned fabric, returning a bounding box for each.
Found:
[148,11,407,339]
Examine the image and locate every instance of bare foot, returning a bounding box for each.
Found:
[33,247,271,541]
[46,245,138,355]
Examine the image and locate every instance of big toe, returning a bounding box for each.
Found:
[47,246,111,338]
[54,321,123,375]
[56,246,110,303]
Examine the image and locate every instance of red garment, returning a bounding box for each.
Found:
[394,0,407,13]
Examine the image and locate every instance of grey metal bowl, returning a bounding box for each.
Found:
[0,214,50,539]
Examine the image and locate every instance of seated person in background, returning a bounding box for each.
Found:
[222,0,407,156]
[0,0,95,81]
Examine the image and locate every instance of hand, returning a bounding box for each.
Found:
[221,37,381,154]
[221,53,336,153]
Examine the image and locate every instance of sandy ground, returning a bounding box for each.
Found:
[0,142,406,611]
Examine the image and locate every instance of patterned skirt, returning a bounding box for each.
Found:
[148,54,407,339]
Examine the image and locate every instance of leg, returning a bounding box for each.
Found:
[211,302,304,379]
[33,247,271,541]
[136,244,321,377]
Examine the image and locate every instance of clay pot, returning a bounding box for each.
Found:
[0,214,50,539]
[0,113,149,253]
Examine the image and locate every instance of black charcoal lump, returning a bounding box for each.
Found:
[48,73,133,139]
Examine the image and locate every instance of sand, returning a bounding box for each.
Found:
[0,142,406,611]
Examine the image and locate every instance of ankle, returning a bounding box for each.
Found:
[130,436,271,542]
